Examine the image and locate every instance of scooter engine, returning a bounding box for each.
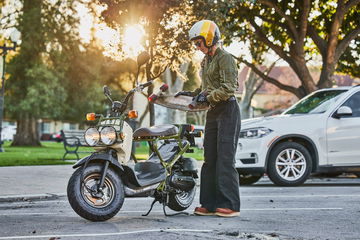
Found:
[169,172,196,192]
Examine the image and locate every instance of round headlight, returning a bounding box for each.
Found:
[100,126,117,145]
[84,127,100,146]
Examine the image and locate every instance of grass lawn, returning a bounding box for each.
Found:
[0,141,203,167]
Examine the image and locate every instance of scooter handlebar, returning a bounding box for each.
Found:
[140,81,153,89]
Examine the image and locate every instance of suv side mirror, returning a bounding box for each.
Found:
[333,106,352,119]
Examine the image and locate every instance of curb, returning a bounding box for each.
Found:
[0,193,65,203]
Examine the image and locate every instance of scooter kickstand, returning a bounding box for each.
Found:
[142,198,158,216]
[162,202,190,217]
[161,195,190,217]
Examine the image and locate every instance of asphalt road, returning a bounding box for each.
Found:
[0,176,359,240]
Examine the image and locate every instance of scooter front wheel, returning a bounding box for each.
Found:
[67,163,124,221]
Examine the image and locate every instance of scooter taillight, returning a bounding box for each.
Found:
[148,94,158,103]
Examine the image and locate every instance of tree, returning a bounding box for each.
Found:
[6,0,68,146]
[193,0,360,98]
[4,0,107,146]
[98,0,196,125]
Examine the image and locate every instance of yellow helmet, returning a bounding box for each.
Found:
[189,20,221,48]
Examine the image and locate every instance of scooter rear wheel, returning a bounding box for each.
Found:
[67,163,124,221]
[167,187,196,211]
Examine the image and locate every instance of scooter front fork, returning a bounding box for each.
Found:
[98,161,109,191]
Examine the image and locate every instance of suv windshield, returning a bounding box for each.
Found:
[283,90,347,114]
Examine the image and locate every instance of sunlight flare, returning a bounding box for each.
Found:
[122,24,145,58]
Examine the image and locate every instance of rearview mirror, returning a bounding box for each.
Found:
[137,51,150,67]
[103,85,111,96]
[333,106,352,119]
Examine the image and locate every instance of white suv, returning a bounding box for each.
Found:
[236,86,360,186]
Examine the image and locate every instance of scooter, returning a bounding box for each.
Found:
[67,53,201,221]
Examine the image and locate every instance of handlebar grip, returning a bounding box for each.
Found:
[160,84,168,92]
[141,81,153,88]
[148,94,158,103]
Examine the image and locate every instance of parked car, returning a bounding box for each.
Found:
[193,125,204,149]
[236,85,360,186]
[51,131,63,142]
[1,125,16,141]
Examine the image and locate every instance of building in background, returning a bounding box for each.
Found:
[237,66,360,117]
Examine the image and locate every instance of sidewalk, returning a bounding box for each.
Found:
[0,165,73,202]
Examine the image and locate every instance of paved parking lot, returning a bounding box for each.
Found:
[0,176,359,240]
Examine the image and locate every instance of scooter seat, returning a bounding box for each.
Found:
[133,124,178,137]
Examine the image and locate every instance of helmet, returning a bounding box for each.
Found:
[188,20,220,48]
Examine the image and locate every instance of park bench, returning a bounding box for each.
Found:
[60,130,92,160]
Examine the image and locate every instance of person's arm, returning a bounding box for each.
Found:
[175,87,202,97]
[207,54,238,105]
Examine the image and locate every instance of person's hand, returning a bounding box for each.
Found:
[189,92,209,109]
[195,92,209,104]
[174,91,193,97]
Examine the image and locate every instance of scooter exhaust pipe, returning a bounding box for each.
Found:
[124,183,160,197]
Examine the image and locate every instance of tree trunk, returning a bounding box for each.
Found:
[240,68,263,119]
[11,113,41,146]
[318,59,337,89]
[9,0,43,146]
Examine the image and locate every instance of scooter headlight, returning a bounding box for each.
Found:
[84,127,100,146]
[100,126,117,145]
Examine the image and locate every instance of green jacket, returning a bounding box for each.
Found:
[195,47,238,105]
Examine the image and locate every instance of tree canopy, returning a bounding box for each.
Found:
[193,0,360,98]
[98,0,198,125]
[3,0,118,145]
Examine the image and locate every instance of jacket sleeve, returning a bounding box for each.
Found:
[207,54,238,105]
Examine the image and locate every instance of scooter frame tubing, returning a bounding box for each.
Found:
[133,126,191,191]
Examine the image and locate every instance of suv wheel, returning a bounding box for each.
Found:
[268,142,312,186]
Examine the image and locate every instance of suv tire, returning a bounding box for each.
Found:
[268,142,312,186]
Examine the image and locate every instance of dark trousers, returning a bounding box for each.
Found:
[200,100,241,212]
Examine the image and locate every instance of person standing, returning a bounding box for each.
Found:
[176,20,241,217]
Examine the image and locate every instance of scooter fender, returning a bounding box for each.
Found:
[72,153,124,172]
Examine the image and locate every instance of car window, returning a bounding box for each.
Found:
[341,91,360,117]
[283,90,346,115]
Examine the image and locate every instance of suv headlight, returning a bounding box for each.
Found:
[240,127,273,139]
[84,127,100,146]
[100,126,117,145]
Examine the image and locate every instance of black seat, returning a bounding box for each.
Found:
[133,124,178,138]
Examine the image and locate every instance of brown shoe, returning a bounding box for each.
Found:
[194,207,215,216]
[215,208,240,217]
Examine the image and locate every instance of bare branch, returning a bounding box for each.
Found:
[298,0,311,41]
[249,18,293,65]
[233,55,302,98]
[256,14,297,40]
[307,24,327,57]
[344,0,360,13]
[335,26,360,62]
[258,0,299,40]
[326,0,346,64]
[152,65,168,79]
